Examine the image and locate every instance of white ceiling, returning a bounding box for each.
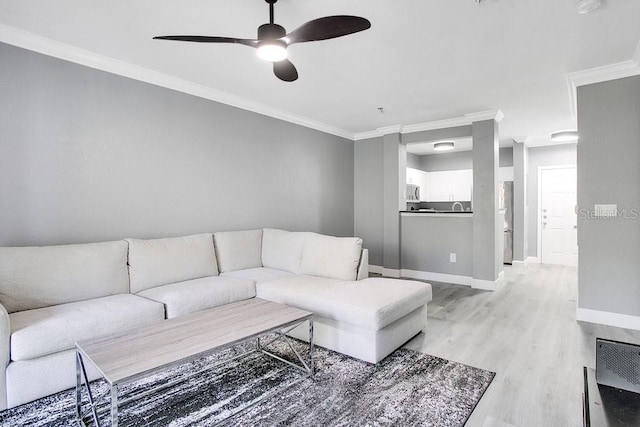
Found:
[1,0,640,145]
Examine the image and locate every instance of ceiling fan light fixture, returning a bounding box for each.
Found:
[256,40,288,62]
[434,141,455,151]
[550,130,579,142]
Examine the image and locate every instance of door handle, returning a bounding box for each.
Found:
[573,225,577,229]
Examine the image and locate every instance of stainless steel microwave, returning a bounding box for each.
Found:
[406,184,420,201]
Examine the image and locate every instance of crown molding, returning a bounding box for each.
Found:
[512,136,528,145]
[353,130,383,141]
[401,117,471,133]
[0,24,355,141]
[353,124,402,141]
[353,110,504,141]
[567,57,640,120]
[377,125,403,135]
[464,109,504,123]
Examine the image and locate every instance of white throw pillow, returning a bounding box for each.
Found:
[213,229,263,273]
[300,233,363,281]
[127,233,218,294]
[261,228,306,273]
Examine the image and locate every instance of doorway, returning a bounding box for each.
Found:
[538,166,578,266]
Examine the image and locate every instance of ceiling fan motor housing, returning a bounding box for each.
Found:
[258,23,286,41]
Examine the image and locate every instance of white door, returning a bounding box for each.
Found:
[540,167,578,266]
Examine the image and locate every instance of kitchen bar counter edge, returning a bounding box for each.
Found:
[400,212,473,218]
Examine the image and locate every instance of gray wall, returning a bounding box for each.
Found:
[0,43,354,246]
[406,152,421,170]
[526,144,577,257]
[354,138,384,266]
[577,76,640,317]
[472,119,501,282]
[420,151,473,171]
[402,126,472,145]
[382,133,405,270]
[401,215,473,276]
[499,147,514,168]
[512,143,528,261]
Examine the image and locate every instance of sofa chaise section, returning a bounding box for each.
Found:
[257,276,430,363]
[219,228,432,363]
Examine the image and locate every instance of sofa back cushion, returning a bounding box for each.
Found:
[127,233,218,294]
[300,233,363,281]
[0,241,129,313]
[261,228,306,274]
[213,229,263,273]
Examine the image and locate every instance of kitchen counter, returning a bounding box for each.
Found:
[401,210,473,218]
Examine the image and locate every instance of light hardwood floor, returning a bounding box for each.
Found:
[402,263,640,427]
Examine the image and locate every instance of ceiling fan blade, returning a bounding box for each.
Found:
[285,16,371,45]
[153,35,258,48]
[273,59,298,82]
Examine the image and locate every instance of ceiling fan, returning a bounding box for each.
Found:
[153,0,371,82]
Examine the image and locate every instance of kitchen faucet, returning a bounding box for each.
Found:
[451,201,464,212]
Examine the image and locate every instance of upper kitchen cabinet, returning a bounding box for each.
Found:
[428,169,473,201]
[406,137,475,202]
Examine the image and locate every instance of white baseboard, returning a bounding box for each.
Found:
[576,308,640,331]
[368,265,401,278]
[400,269,472,286]
[368,265,383,274]
[370,266,502,291]
[512,259,542,265]
[471,273,501,291]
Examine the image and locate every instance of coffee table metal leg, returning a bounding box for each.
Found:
[75,351,82,420]
[309,319,314,374]
[77,352,100,426]
[111,385,119,427]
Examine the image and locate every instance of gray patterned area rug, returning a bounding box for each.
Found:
[0,338,494,427]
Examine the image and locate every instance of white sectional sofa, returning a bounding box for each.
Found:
[0,229,432,410]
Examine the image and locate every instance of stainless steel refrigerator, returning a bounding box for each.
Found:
[500,181,514,264]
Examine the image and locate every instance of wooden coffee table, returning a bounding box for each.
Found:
[75,298,314,426]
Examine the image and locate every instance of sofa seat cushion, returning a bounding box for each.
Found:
[9,294,165,361]
[257,277,431,331]
[137,276,256,319]
[221,267,296,284]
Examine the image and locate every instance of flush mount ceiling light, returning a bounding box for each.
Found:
[433,141,455,151]
[577,0,603,14]
[550,130,579,142]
